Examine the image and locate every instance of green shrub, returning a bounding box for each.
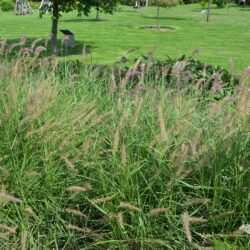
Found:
[121,55,240,98]
[43,56,240,98]
[0,0,14,12]
[213,0,227,7]
[29,1,41,9]
[200,0,208,9]
[182,0,199,4]
[119,0,135,5]
[149,0,181,6]
[119,0,181,6]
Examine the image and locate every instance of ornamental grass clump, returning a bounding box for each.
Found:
[0,39,249,249]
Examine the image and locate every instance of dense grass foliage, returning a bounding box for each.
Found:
[1,4,250,70]
[0,54,249,249]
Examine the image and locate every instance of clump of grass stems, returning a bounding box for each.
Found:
[0,45,249,249]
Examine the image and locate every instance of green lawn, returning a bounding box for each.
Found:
[0,4,250,70]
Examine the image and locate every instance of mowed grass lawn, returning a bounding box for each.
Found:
[0,4,250,70]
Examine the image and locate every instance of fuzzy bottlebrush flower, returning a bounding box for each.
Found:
[118,106,131,129]
[67,184,92,193]
[172,60,189,76]
[21,230,28,250]
[119,202,141,212]
[112,128,120,155]
[7,42,21,54]
[239,224,250,234]
[66,208,86,217]
[189,217,208,223]
[109,72,117,94]
[182,212,192,242]
[0,39,7,54]
[0,155,9,162]
[147,208,167,217]
[30,38,43,50]
[125,70,141,80]
[0,167,10,176]
[34,46,47,56]
[212,80,223,91]
[44,37,51,48]
[91,194,116,205]
[108,212,125,229]
[20,48,32,57]
[214,210,235,219]
[87,111,112,128]
[67,224,92,234]
[20,36,27,46]
[185,198,211,206]
[181,71,193,81]
[130,98,143,128]
[157,103,167,139]
[117,212,124,229]
[25,171,41,177]
[82,44,86,63]
[61,156,77,173]
[0,224,17,233]
[25,207,35,215]
[0,193,22,203]
[121,144,127,164]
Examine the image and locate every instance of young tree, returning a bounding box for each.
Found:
[40,0,92,55]
[90,0,117,21]
[154,0,178,29]
[207,0,211,22]
[155,0,161,29]
[200,0,208,10]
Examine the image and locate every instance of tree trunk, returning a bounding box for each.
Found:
[157,6,160,29]
[135,0,139,10]
[51,0,59,55]
[96,9,100,21]
[207,0,211,22]
[145,0,148,6]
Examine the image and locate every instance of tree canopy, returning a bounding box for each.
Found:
[89,0,117,20]
[39,0,93,20]
[40,0,117,54]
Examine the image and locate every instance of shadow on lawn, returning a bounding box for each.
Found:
[119,9,142,13]
[210,13,231,16]
[3,37,95,58]
[192,6,227,12]
[239,7,250,11]
[60,18,109,23]
[142,16,187,21]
